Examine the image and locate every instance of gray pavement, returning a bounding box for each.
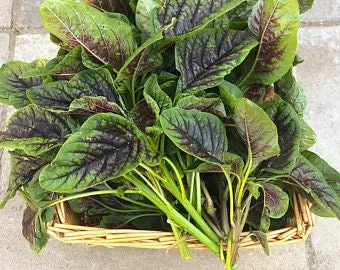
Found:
[0,1,339,269]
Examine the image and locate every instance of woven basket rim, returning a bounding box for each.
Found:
[47,192,314,250]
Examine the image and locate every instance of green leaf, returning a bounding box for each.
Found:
[261,183,289,219]
[104,12,134,26]
[128,48,164,76]
[69,96,125,115]
[40,0,136,70]
[233,98,280,167]
[293,55,304,66]
[302,151,340,192]
[290,155,340,219]
[131,100,156,132]
[20,46,86,80]
[259,211,270,232]
[176,95,227,118]
[221,151,244,175]
[176,29,258,93]
[81,0,133,16]
[80,47,104,69]
[298,0,314,13]
[154,0,245,38]
[249,231,270,256]
[219,81,243,99]
[247,182,261,200]
[186,152,243,175]
[206,15,230,30]
[136,0,160,37]
[0,151,53,208]
[299,118,316,151]
[27,68,119,111]
[274,69,307,116]
[0,105,79,155]
[157,71,178,84]
[0,60,47,108]
[160,108,228,163]
[145,125,163,137]
[302,151,340,217]
[240,0,300,86]
[186,162,222,173]
[144,74,172,117]
[228,0,258,23]
[24,173,54,208]
[262,100,301,173]
[22,206,49,253]
[39,113,149,193]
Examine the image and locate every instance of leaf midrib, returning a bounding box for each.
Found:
[44,3,108,66]
[237,2,280,86]
[166,113,222,162]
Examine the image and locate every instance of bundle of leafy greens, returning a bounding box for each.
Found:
[0,0,338,268]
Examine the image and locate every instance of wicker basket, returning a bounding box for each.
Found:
[47,192,314,250]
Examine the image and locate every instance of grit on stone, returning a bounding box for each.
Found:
[0,0,12,28]
[0,1,339,270]
[301,0,340,23]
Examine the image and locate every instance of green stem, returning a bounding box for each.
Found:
[226,230,233,270]
[131,84,136,107]
[203,211,224,238]
[160,134,166,154]
[104,182,113,190]
[237,147,253,207]
[186,154,193,168]
[176,149,187,170]
[170,224,191,260]
[201,179,216,217]
[220,240,225,262]
[131,49,146,107]
[240,199,251,230]
[46,190,140,208]
[163,157,186,199]
[138,167,191,260]
[222,167,235,229]
[114,195,158,209]
[221,184,230,236]
[166,173,219,243]
[188,172,195,221]
[89,197,160,213]
[134,169,169,205]
[141,164,219,244]
[146,171,165,197]
[196,173,202,215]
[124,173,220,255]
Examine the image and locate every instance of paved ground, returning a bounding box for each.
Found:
[0,1,339,269]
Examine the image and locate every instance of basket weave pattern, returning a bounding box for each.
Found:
[47,193,314,250]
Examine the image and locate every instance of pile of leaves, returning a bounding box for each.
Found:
[0,0,339,268]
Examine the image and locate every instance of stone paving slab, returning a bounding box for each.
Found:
[296,26,340,170]
[295,26,340,270]
[0,0,12,28]
[238,244,310,270]
[0,33,10,65]
[14,33,59,61]
[14,0,44,29]
[0,33,10,142]
[301,0,340,23]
